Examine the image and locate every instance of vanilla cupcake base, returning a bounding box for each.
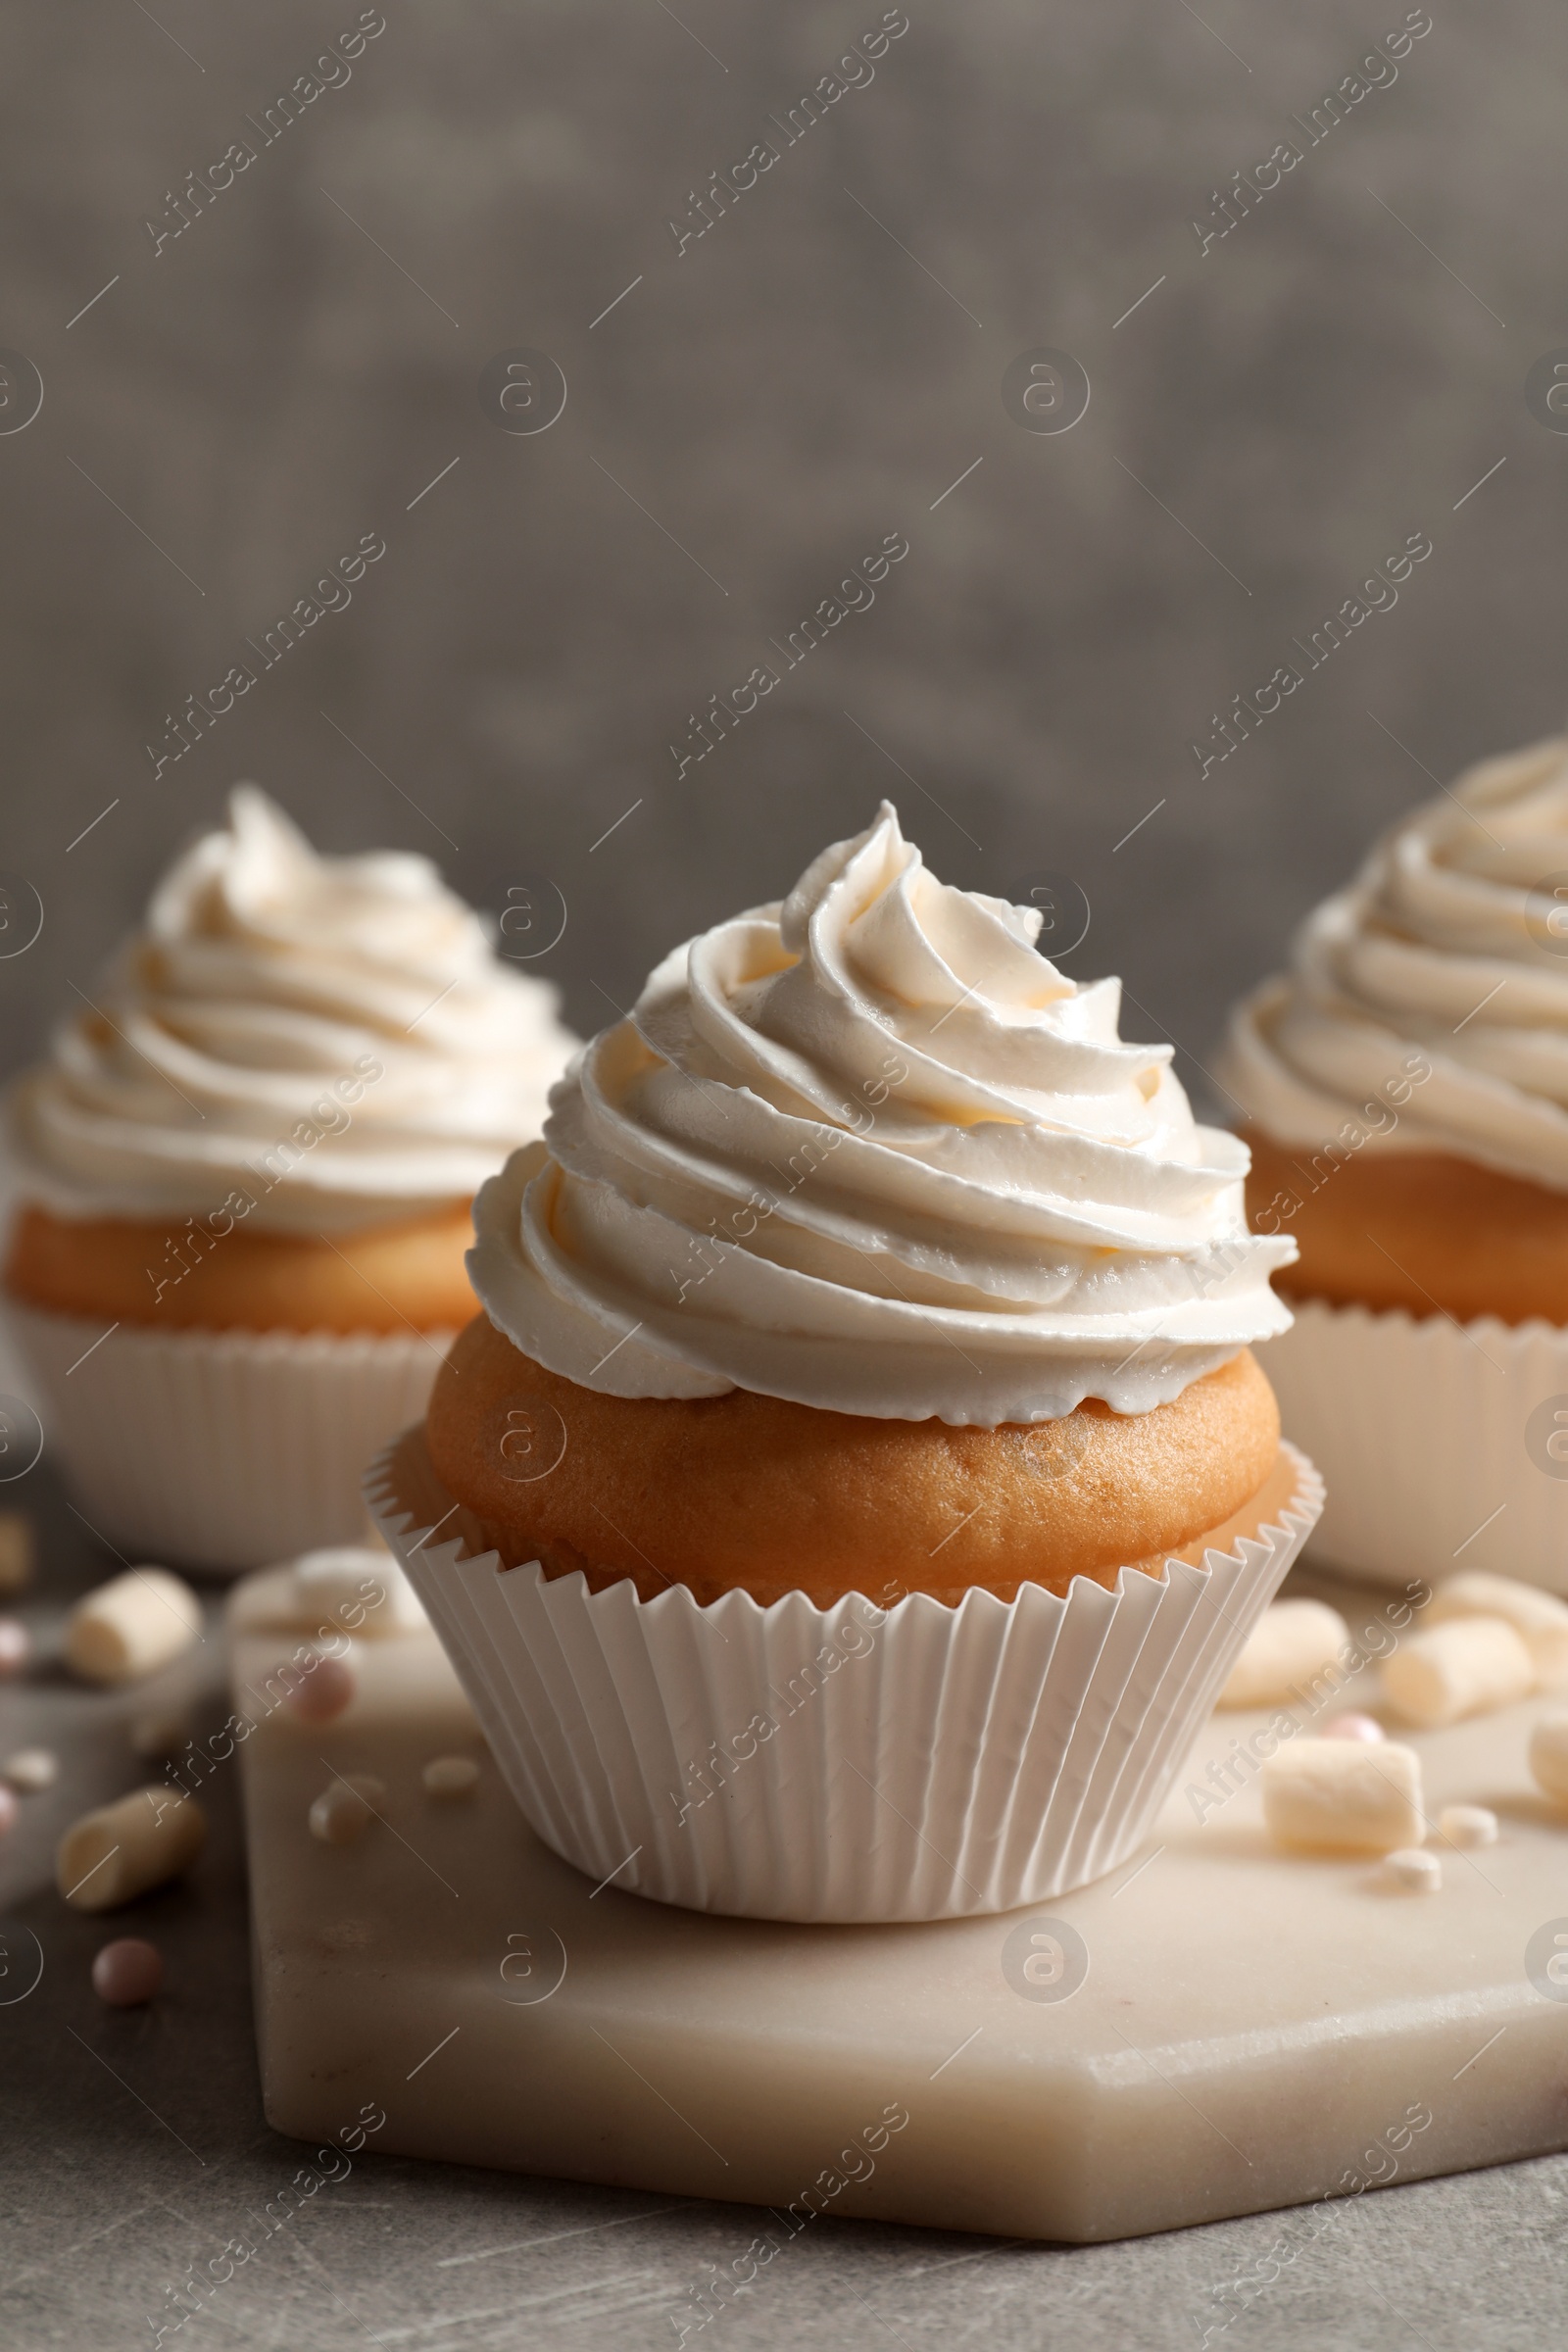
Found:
[1259,1300,1568,1592]
[367,1436,1322,1923]
[8,1302,452,1575]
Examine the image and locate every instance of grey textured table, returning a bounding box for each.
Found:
[5,1467,1567,2352]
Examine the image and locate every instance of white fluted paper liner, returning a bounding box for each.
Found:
[1259,1301,1568,1593]
[7,1302,451,1576]
[367,1439,1322,1922]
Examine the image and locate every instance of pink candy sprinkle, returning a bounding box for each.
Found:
[0,1786,16,1836]
[92,1937,164,2006]
[283,1652,356,1725]
[1322,1712,1386,1742]
[0,1619,29,1678]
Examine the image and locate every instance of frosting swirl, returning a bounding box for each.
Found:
[9,786,578,1232]
[470,805,1295,1424]
[1224,734,1568,1192]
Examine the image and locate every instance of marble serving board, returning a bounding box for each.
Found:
[231,1567,1568,2244]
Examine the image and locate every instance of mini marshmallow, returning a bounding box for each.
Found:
[3,1747,58,1792]
[0,1620,29,1678]
[1381,1847,1442,1892]
[1216,1599,1350,1710]
[289,1546,424,1639]
[1262,1738,1425,1853]
[422,1755,479,1798]
[1529,1714,1568,1805]
[1380,1617,1534,1728]
[0,1512,34,1593]
[57,1787,206,1911]
[1429,1572,1568,1686]
[65,1569,202,1687]
[1438,1804,1498,1848]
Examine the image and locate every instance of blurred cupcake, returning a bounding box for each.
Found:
[1223,732,1568,1590]
[4,786,577,1571]
[369,804,1321,1922]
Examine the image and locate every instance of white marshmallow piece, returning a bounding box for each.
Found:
[1381,1847,1442,1892]
[1529,1714,1568,1805]
[57,1787,206,1911]
[1380,1617,1534,1729]
[65,1569,202,1687]
[1262,1738,1425,1854]
[1428,1572,1568,1687]
[289,1546,424,1640]
[1216,1598,1350,1710]
[1438,1804,1498,1848]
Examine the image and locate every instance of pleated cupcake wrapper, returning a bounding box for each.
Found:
[367,1439,1322,1923]
[1259,1302,1568,1593]
[6,1302,451,1577]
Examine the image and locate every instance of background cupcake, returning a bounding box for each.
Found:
[1223,732,1568,1590]
[371,805,1321,1922]
[4,785,577,1571]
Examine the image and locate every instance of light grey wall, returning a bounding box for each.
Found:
[2,0,1561,1119]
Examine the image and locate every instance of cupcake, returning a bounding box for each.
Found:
[1223,732,1568,1590]
[369,805,1321,1922]
[4,786,577,1571]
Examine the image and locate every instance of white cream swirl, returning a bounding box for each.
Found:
[1224,735,1568,1192]
[470,805,1295,1424]
[9,786,579,1232]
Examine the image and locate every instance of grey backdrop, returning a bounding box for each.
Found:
[2,1,1562,1107]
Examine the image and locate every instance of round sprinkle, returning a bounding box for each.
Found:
[0,1786,17,1837]
[284,1654,356,1726]
[1382,1846,1442,1892]
[1439,1803,1498,1848]
[309,1782,373,1845]
[1321,1712,1386,1743]
[422,1755,479,1798]
[92,1937,164,2006]
[0,1619,30,1678]
[3,1746,58,1792]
